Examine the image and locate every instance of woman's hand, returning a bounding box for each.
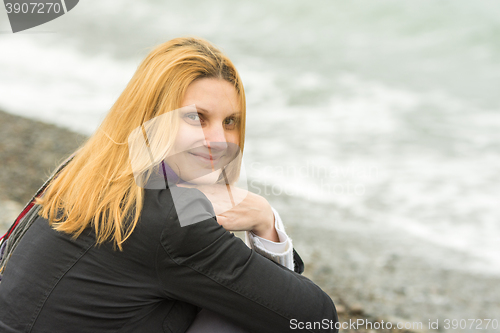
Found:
[178,183,279,242]
[215,190,278,242]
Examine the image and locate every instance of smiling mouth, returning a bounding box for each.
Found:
[188,152,223,167]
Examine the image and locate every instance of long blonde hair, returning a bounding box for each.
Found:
[36,37,246,250]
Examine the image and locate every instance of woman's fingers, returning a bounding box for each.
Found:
[215,213,248,232]
[215,214,238,231]
[215,214,226,227]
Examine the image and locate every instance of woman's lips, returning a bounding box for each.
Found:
[188,152,221,166]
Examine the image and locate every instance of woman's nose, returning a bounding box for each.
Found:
[203,125,227,150]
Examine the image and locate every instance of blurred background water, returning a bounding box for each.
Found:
[1,0,499,330]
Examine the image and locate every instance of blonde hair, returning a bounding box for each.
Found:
[36,37,246,250]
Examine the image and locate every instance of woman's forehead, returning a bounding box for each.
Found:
[182,78,241,116]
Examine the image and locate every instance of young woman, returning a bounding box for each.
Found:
[0,37,337,332]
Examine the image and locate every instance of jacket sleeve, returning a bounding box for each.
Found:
[156,188,337,333]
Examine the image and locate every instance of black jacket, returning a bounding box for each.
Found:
[0,186,338,332]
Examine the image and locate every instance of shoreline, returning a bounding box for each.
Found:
[0,108,419,333]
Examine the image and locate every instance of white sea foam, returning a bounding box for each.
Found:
[243,74,500,276]
[0,37,136,134]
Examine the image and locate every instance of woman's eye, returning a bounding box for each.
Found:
[224,117,238,129]
[184,113,202,125]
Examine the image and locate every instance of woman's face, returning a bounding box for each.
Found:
[165,78,241,184]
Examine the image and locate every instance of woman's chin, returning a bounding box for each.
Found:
[183,170,222,185]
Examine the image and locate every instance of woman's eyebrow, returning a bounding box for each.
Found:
[195,106,241,116]
[195,106,210,113]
